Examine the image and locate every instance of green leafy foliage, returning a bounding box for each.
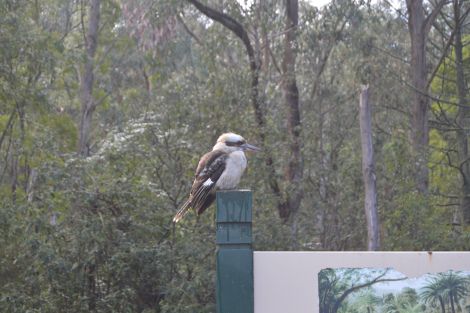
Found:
[1,0,469,311]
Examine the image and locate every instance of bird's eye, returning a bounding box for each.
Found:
[225,140,246,147]
[226,140,245,146]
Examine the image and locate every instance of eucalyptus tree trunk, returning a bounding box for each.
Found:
[406,0,445,194]
[452,0,470,225]
[77,0,101,309]
[78,0,100,157]
[359,86,380,250]
[407,0,429,194]
[280,0,303,225]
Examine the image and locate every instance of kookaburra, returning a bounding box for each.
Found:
[173,133,260,223]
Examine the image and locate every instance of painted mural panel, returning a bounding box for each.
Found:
[254,252,470,313]
[318,268,470,313]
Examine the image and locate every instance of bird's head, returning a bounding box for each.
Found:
[212,132,261,153]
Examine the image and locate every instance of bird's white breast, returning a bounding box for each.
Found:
[216,151,247,190]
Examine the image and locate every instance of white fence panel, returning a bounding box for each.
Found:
[254,251,470,313]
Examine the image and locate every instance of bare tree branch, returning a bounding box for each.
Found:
[186,0,286,219]
[424,0,448,35]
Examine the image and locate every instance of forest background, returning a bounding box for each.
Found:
[0,0,469,311]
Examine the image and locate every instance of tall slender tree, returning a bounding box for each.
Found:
[452,0,470,225]
[78,0,101,156]
[406,0,446,193]
[281,0,303,224]
[359,85,380,250]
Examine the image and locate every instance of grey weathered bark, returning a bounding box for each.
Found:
[78,0,101,156]
[406,0,445,194]
[359,86,380,251]
[452,0,470,225]
[280,0,303,224]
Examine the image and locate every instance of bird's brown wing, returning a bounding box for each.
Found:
[190,150,228,215]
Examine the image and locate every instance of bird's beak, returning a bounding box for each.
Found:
[242,143,261,152]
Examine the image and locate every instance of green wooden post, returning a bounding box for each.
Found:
[216,190,254,313]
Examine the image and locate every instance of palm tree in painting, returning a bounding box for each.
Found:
[421,275,447,313]
[420,272,469,313]
[439,272,469,313]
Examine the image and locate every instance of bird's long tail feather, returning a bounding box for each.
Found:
[173,200,191,223]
